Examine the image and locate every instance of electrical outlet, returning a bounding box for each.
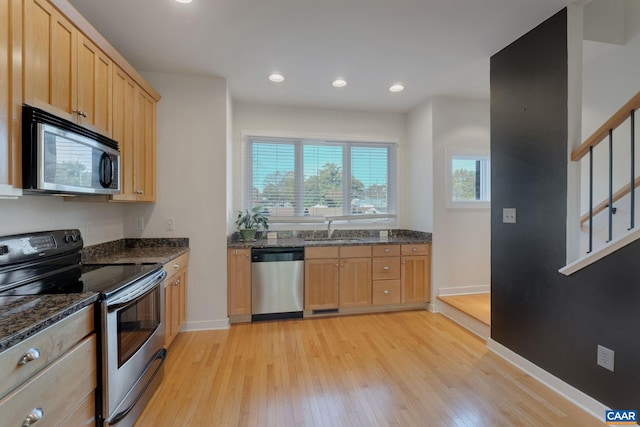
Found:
[136,217,145,231]
[503,208,517,224]
[85,221,92,236]
[166,217,175,231]
[267,231,277,240]
[597,345,615,372]
[379,230,389,238]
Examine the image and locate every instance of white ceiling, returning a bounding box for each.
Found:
[68,0,572,113]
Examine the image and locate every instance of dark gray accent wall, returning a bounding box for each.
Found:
[491,8,640,410]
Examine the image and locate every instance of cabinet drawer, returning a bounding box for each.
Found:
[0,305,94,400]
[401,243,431,256]
[371,245,400,257]
[339,245,371,258]
[0,334,97,427]
[305,246,339,259]
[372,280,401,305]
[61,390,95,426]
[372,257,401,280]
[164,252,189,278]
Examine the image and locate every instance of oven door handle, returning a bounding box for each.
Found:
[107,271,166,311]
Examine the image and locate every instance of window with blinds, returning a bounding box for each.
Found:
[245,136,397,221]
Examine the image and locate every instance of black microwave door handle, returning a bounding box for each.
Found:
[99,152,114,188]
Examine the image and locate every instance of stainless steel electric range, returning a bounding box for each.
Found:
[0,229,167,427]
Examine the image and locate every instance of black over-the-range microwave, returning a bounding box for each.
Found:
[22,105,121,195]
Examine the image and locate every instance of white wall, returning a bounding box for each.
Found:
[405,99,434,232]
[0,196,124,245]
[231,102,407,228]
[124,72,230,330]
[430,97,491,297]
[580,0,640,252]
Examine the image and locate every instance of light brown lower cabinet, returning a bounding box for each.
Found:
[227,248,252,317]
[231,242,431,319]
[401,244,431,303]
[164,252,189,347]
[304,256,340,310]
[0,306,96,426]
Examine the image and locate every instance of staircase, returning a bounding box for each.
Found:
[561,91,640,275]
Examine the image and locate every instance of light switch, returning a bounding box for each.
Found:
[503,208,516,224]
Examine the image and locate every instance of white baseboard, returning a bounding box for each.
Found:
[439,304,490,340]
[437,285,490,296]
[486,338,607,421]
[183,318,229,331]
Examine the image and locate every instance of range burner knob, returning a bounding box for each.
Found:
[0,245,8,255]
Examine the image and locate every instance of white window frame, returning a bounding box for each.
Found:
[242,133,399,227]
[446,149,491,209]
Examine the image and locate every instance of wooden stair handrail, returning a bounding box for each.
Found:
[580,176,640,225]
[571,91,640,161]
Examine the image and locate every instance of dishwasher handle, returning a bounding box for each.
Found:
[251,247,304,262]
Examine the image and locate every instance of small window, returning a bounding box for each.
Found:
[447,151,490,208]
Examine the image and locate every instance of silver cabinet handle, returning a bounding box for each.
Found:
[173,264,180,269]
[384,248,390,253]
[412,247,417,251]
[173,279,181,286]
[335,264,339,267]
[383,266,390,271]
[22,408,43,426]
[81,111,88,118]
[18,349,40,365]
[383,290,390,295]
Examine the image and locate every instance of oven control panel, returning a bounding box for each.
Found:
[0,229,82,265]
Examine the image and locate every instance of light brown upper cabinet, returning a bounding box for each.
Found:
[111,65,156,202]
[23,0,112,137]
[0,0,22,197]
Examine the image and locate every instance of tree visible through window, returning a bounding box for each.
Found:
[450,155,490,205]
[246,137,397,219]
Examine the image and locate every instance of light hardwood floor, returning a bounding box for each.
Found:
[136,311,601,427]
[437,293,491,326]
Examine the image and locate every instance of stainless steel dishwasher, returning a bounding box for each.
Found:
[251,247,304,321]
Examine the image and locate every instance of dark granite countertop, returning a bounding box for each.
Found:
[0,293,98,353]
[228,229,431,249]
[0,238,189,355]
[83,237,190,265]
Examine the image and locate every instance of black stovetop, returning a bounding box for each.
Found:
[0,262,161,299]
[0,229,163,300]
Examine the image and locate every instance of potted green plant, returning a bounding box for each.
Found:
[235,207,269,242]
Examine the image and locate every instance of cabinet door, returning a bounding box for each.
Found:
[227,249,251,316]
[77,35,111,136]
[170,270,186,336]
[23,0,77,121]
[0,0,22,196]
[163,282,174,347]
[304,259,340,310]
[132,87,156,202]
[110,65,136,201]
[339,257,371,307]
[401,256,431,303]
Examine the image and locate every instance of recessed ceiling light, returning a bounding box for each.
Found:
[389,84,405,93]
[175,0,192,3]
[332,79,347,88]
[268,73,285,83]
